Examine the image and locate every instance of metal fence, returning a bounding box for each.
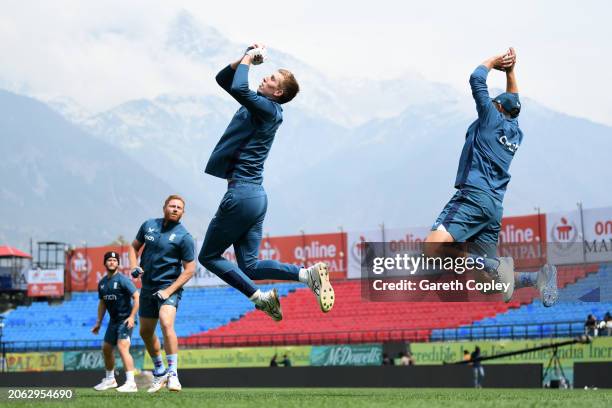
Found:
[1,320,595,353]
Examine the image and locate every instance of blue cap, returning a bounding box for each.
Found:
[104,251,120,265]
[493,92,521,118]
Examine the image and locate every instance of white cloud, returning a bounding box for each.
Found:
[0,0,610,124]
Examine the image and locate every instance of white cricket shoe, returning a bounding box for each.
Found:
[495,257,515,303]
[305,262,335,313]
[167,371,182,392]
[255,288,283,321]
[147,371,168,393]
[537,264,558,307]
[93,377,117,391]
[116,381,138,393]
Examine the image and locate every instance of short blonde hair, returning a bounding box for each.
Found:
[277,69,299,104]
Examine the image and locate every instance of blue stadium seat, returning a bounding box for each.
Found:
[3,282,302,351]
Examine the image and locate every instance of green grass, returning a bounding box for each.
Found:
[4,388,612,408]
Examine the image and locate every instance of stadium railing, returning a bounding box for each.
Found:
[1,320,590,352]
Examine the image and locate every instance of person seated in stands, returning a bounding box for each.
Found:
[601,311,612,336]
[585,314,598,337]
[398,351,414,366]
[269,354,278,367]
[382,353,395,365]
[281,353,292,367]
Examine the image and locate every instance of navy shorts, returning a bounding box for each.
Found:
[138,288,182,319]
[432,189,503,243]
[104,320,133,345]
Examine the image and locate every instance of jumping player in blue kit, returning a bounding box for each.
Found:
[198,43,335,321]
[92,251,139,393]
[129,195,196,392]
[425,48,558,306]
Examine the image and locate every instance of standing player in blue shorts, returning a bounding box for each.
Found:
[198,43,335,321]
[92,251,140,392]
[425,48,558,306]
[129,195,196,392]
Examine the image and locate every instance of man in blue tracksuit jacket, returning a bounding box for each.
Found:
[199,43,335,321]
[425,48,558,307]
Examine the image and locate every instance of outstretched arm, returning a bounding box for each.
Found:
[229,56,277,119]
[470,50,515,120]
[216,43,263,93]
[505,48,519,94]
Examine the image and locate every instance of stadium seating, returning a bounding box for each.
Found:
[2,263,609,350]
[183,280,518,347]
[2,283,301,350]
[430,263,612,341]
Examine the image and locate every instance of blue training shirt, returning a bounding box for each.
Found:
[98,272,137,322]
[205,64,283,184]
[454,65,524,202]
[135,218,195,291]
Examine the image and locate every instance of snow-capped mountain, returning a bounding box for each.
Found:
[4,11,610,250]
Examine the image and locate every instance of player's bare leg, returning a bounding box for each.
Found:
[424,229,514,302]
[93,342,117,391]
[140,317,167,393]
[160,305,181,391]
[116,339,137,392]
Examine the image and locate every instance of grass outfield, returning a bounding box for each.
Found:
[3,388,612,407]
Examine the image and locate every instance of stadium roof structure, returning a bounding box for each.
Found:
[0,245,32,258]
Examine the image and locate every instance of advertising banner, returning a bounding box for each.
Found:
[347,227,429,279]
[546,210,584,265]
[582,206,612,263]
[310,344,382,366]
[64,349,145,371]
[143,346,311,369]
[410,337,612,385]
[68,245,139,292]
[499,213,547,269]
[189,232,347,287]
[27,268,64,297]
[6,352,63,372]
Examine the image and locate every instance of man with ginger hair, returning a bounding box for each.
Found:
[129,194,196,392]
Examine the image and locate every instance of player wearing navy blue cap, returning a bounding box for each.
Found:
[425,48,558,307]
[92,251,140,392]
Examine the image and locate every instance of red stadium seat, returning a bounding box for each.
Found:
[182,276,589,347]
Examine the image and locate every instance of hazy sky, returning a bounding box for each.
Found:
[1,0,610,125]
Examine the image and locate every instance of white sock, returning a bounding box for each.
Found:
[125,371,135,383]
[298,268,309,284]
[249,289,262,303]
[152,354,166,375]
[167,354,178,374]
[106,370,115,380]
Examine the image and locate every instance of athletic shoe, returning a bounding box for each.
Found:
[255,288,283,321]
[116,381,138,393]
[537,264,558,307]
[305,262,335,313]
[147,371,168,393]
[93,377,117,391]
[166,371,182,392]
[495,257,515,303]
